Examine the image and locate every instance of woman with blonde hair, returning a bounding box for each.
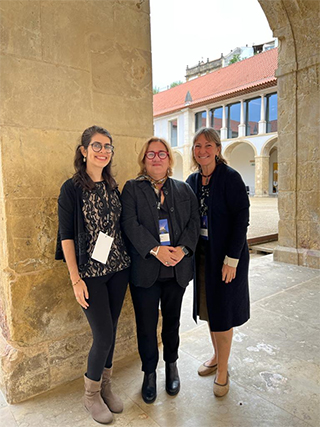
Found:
[187,127,250,397]
[121,137,199,404]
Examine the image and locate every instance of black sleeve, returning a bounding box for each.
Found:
[225,170,250,259]
[58,180,76,241]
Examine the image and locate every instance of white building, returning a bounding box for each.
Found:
[153,48,278,196]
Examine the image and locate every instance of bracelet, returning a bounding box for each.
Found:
[150,246,160,257]
[72,278,81,286]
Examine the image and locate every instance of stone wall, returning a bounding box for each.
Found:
[259,0,320,268]
[0,0,153,403]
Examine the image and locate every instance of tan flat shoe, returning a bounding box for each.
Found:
[213,372,230,397]
[197,362,218,376]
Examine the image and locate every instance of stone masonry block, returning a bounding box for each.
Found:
[297,191,320,221]
[278,219,296,248]
[0,55,93,130]
[9,268,87,346]
[0,345,50,404]
[0,1,41,59]
[114,2,151,51]
[111,135,149,188]
[92,92,153,138]
[278,162,296,191]
[41,1,91,70]
[91,46,152,98]
[0,127,80,199]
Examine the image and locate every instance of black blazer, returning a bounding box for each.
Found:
[121,178,200,288]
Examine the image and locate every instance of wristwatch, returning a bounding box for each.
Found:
[150,246,160,257]
[181,246,189,256]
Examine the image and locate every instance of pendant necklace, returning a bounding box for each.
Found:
[201,171,213,185]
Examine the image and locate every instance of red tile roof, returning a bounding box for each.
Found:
[153,48,278,117]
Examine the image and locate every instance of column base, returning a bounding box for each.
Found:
[273,246,320,269]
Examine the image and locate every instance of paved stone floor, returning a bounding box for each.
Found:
[1,197,320,427]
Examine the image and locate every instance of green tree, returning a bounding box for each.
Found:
[229,54,241,64]
[153,86,160,94]
[170,80,183,88]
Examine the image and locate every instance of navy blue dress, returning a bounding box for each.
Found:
[187,163,250,332]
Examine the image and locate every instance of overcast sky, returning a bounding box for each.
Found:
[150,0,274,89]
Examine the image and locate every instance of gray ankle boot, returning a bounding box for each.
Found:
[101,367,123,413]
[82,375,113,424]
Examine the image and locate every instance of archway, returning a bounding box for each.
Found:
[261,135,278,195]
[225,141,256,194]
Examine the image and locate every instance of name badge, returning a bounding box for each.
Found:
[159,219,171,246]
[91,231,114,264]
[200,215,208,240]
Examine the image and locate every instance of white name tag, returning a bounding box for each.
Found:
[200,228,208,238]
[91,231,114,264]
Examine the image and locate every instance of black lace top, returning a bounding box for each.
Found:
[79,182,130,278]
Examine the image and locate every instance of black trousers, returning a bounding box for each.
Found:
[130,279,186,374]
[83,268,129,381]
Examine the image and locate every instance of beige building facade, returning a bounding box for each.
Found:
[0,0,319,405]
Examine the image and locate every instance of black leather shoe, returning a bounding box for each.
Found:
[142,372,157,404]
[165,362,180,396]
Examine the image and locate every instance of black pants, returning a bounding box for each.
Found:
[130,279,186,374]
[83,268,129,381]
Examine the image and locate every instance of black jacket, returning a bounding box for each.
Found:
[55,178,88,266]
[187,164,250,330]
[121,178,200,288]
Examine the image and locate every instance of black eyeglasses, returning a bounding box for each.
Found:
[145,150,169,160]
[89,142,114,153]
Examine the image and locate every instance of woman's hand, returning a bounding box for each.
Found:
[169,246,185,264]
[73,279,89,309]
[222,264,236,284]
[156,246,180,267]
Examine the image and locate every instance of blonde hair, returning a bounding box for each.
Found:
[137,137,174,176]
[191,127,227,171]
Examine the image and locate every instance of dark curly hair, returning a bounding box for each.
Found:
[73,125,117,191]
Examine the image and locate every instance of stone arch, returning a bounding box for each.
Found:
[223,139,258,161]
[258,0,320,267]
[261,135,278,157]
[223,140,257,194]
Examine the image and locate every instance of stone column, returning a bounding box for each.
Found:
[259,94,267,134]
[0,0,153,403]
[254,155,270,196]
[221,105,228,140]
[238,99,246,137]
[259,0,320,269]
[206,108,210,127]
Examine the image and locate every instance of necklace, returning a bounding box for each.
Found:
[201,171,213,185]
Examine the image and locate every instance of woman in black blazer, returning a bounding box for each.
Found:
[121,137,199,404]
[187,127,250,398]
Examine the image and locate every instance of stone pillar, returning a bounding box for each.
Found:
[259,0,320,269]
[221,105,228,140]
[0,0,153,403]
[259,94,267,134]
[182,107,193,146]
[254,155,270,196]
[238,100,246,137]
